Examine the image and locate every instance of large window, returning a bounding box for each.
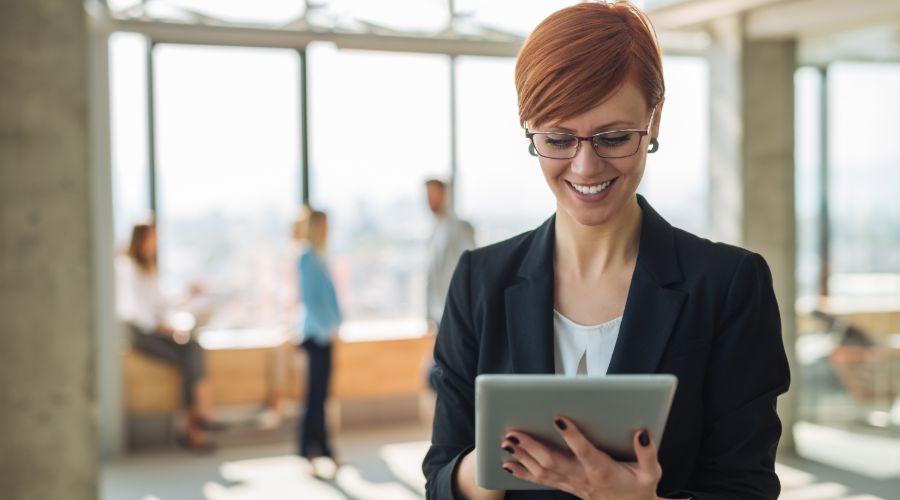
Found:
[153,44,301,329]
[308,43,451,326]
[109,9,712,332]
[828,62,900,294]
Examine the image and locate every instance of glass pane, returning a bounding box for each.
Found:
[455,56,556,244]
[639,55,710,237]
[153,44,301,329]
[308,43,450,327]
[161,0,306,25]
[795,67,825,302]
[795,63,900,448]
[109,32,150,248]
[829,62,900,289]
[108,0,141,11]
[330,0,449,32]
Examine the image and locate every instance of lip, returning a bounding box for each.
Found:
[566,177,619,202]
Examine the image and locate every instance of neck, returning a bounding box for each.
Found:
[554,197,642,279]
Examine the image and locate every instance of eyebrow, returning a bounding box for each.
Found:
[542,120,638,133]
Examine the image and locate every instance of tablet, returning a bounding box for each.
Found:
[475,374,677,490]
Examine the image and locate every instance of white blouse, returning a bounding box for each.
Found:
[115,256,165,334]
[553,310,622,376]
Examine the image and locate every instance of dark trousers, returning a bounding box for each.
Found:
[299,338,333,459]
[130,325,205,407]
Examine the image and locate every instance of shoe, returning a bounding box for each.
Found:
[176,433,217,453]
[305,456,339,480]
[255,409,283,430]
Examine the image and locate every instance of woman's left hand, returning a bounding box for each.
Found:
[500,416,663,500]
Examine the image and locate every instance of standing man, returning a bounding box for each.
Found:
[425,179,476,334]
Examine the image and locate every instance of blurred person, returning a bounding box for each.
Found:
[295,209,342,475]
[423,2,789,499]
[425,179,476,333]
[424,179,476,392]
[116,221,219,452]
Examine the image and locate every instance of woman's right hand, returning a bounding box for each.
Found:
[455,448,505,500]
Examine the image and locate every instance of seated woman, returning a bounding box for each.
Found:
[422,2,790,499]
[116,221,219,451]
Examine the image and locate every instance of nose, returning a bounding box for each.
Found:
[569,138,607,177]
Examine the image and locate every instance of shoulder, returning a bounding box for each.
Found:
[463,227,538,286]
[299,248,321,269]
[670,226,769,289]
[447,215,475,234]
[115,255,133,274]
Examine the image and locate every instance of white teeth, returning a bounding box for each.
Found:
[571,179,614,195]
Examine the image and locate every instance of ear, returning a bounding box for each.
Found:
[650,98,665,140]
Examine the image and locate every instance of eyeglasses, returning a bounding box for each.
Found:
[525,107,657,160]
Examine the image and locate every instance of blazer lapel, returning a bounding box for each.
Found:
[506,216,556,374]
[607,268,685,374]
[607,196,686,374]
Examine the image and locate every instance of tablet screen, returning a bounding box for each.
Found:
[475,374,677,490]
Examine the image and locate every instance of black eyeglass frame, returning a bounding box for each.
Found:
[525,107,658,160]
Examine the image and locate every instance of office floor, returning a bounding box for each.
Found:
[102,422,900,500]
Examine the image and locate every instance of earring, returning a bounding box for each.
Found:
[648,138,659,154]
[528,143,538,157]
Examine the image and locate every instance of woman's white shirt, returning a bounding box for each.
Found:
[553,310,622,376]
[115,255,165,333]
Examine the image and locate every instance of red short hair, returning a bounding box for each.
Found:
[515,1,665,128]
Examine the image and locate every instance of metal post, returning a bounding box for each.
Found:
[299,49,310,205]
[817,66,830,298]
[449,54,458,210]
[146,39,158,215]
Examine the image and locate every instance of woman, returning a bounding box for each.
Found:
[422,2,789,499]
[116,222,217,451]
[295,209,342,472]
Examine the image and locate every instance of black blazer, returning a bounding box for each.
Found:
[423,196,790,500]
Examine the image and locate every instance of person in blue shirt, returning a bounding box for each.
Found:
[295,208,342,473]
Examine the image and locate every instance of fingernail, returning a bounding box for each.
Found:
[502,445,514,454]
[554,418,567,431]
[639,430,650,447]
[502,467,513,474]
[506,435,520,445]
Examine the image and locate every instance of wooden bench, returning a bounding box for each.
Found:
[124,326,435,422]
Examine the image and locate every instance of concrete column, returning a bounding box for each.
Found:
[708,20,798,453]
[741,37,798,454]
[0,1,98,499]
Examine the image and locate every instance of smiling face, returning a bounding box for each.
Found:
[531,80,661,228]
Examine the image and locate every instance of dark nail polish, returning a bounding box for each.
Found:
[502,467,513,474]
[639,430,650,447]
[554,418,567,430]
[502,445,514,454]
[506,435,520,445]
